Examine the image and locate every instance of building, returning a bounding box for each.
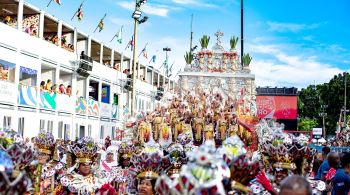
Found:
[0,0,176,141]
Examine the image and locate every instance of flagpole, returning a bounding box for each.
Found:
[46,0,54,8]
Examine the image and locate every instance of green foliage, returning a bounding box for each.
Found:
[230,36,239,49]
[199,35,210,49]
[298,118,318,131]
[298,72,350,134]
[184,51,193,65]
[242,53,252,67]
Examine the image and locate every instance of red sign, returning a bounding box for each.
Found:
[256,96,297,119]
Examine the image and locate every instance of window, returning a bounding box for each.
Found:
[113,93,119,105]
[19,66,37,87]
[100,126,104,139]
[79,126,85,138]
[64,124,70,141]
[40,119,45,132]
[18,117,24,136]
[58,121,63,139]
[88,125,92,137]
[3,116,11,129]
[47,120,53,133]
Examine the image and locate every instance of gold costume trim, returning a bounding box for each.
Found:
[38,148,52,155]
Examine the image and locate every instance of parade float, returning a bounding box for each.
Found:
[127,31,260,151]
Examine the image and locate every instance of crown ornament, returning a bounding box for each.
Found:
[71,137,98,163]
[34,132,55,155]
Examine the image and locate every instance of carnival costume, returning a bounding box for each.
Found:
[0,129,34,194]
[31,132,66,194]
[58,137,112,194]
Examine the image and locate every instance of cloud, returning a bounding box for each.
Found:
[248,44,347,88]
[267,21,326,33]
[117,1,170,17]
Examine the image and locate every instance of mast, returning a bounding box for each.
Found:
[241,0,244,66]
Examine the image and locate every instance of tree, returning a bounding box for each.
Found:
[298,73,350,135]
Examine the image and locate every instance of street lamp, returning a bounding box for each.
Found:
[162,47,171,87]
[131,0,148,116]
[319,104,327,138]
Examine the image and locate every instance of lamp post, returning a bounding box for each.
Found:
[162,47,171,87]
[319,104,327,138]
[131,0,148,116]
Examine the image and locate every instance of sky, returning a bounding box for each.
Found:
[26,0,350,89]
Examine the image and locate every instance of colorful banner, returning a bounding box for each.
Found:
[39,91,56,109]
[18,85,37,106]
[256,96,297,119]
[101,85,110,103]
[75,97,87,115]
[88,98,100,116]
[0,81,16,104]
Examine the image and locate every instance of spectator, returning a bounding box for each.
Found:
[51,84,59,93]
[40,81,46,91]
[332,153,350,195]
[66,85,72,96]
[316,146,331,180]
[59,84,66,94]
[45,79,52,91]
[279,175,312,195]
[0,63,9,81]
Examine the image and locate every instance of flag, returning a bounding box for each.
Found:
[55,0,61,5]
[76,4,83,21]
[98,19,104,32]
[125,36,134,51]
[142,48,148,59]
[94,14,106,33]
[117,26,123,44]
[149,55,156,63]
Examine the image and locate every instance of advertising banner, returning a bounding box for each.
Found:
[256,96,297,119]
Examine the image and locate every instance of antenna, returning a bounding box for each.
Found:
[190,14,194,53]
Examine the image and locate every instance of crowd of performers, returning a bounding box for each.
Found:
[0,92,350,195]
